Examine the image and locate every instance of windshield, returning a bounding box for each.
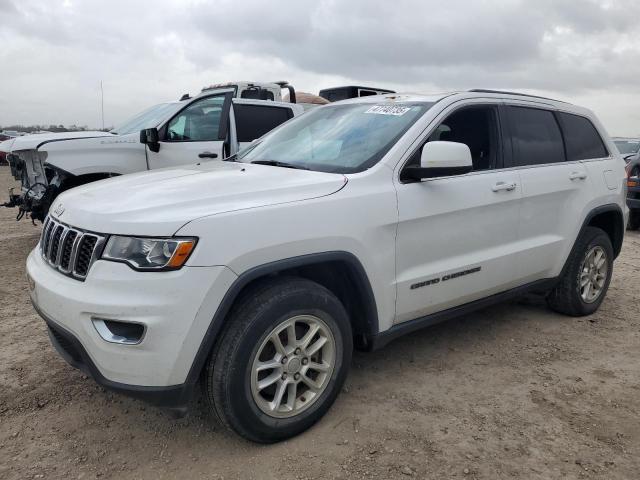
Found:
[614,140,640,155]
[237,102,432,173]
[111,102,184,135]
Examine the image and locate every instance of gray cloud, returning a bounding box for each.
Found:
[0,0,639,135]
[186,0,640,92]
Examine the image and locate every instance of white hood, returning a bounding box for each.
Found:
[0,138,15,153]
[5,131,112,152]
[51,161,348,236]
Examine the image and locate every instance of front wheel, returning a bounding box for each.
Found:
[547,226,613,316]
[204,277,352,443]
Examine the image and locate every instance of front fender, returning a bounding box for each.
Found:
[41,134,147,176]
[175,176,399,336]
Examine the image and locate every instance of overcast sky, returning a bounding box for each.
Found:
[1,0,639,135]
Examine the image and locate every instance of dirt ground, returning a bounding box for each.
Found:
[0,165,639,480]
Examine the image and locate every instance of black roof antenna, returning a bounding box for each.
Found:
[180,93,191,101]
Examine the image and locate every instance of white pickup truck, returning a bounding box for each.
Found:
[3,81,303,221]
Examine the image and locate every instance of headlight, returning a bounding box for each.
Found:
[102,236,197,271]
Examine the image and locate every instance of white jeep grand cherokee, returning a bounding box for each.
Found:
[27,90,627,442]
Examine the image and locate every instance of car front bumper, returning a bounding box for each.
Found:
[27,247,237,407]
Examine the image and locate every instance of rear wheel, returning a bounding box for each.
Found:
[547,226,613,316]
[204,277,352,443]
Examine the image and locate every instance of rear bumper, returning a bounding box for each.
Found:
[34,301,192,412]
[627,186,640,210]
[626,197,640,210]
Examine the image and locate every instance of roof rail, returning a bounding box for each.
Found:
[468,89,568,103]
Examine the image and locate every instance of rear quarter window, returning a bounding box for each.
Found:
[557,112,608,161]
[234,104,293,142]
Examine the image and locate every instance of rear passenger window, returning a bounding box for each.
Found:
[558,112,608,161]
[234,104,293,142]
[509,106,565,166]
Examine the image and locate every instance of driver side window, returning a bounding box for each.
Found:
[407,105,500,172]
[166,96,224,142]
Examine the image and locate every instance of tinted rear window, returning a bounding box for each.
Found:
[234,104,293,142]
[509,106,565,166]
[558,112,608,161]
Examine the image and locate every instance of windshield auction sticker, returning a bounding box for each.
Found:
[365,105,411,116]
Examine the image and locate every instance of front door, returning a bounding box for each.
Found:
[147,92,232,169]
[394,104,522,323]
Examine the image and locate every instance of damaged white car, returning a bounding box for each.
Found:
[3,81,303,221]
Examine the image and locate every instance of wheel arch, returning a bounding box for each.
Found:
[583,204,625,259]
[186,251,379,385]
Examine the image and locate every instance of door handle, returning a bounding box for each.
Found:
[492,181,517,192]
[569,171,587,181]
[198,151,218,159]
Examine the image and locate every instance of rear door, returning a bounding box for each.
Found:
[232,102,295,151]
[147,92,232,169]
[394,102,522,322]
[505,105,596,282]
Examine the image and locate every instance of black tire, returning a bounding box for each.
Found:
[628,210,640,231]
[547,226,613,316]
[204,277,352,443]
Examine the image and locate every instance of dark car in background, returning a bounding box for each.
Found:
[626,159,640,230]
[617,138,640,230]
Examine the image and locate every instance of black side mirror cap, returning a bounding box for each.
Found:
[140,128,160,153]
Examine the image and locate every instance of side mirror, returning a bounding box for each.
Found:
[403,141,473,181]
[140,127,160,153]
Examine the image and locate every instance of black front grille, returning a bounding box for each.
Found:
[74,235,98,277]
[59,231,77,271]
[49,225,64,262]
[41,219,55,255]
[39,216,105,280]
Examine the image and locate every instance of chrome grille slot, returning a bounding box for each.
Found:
[74,235,98,277]
[41,218,55,255]
[39,216,106,281]
[59,230,78,272]
[49,225,64,263]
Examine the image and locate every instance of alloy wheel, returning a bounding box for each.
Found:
[579,245,608,304]
[250,315,336,418]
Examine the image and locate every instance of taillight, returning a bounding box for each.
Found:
[627,165,639,187]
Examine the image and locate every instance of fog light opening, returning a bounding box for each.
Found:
[92,318,146,345]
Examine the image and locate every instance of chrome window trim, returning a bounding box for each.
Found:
[394,97,616,184]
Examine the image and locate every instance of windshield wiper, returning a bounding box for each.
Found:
[250,160,309,170]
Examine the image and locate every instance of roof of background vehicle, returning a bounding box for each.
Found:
[319,85,395,93]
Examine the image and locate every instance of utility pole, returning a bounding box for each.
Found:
[100,81,105,130]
